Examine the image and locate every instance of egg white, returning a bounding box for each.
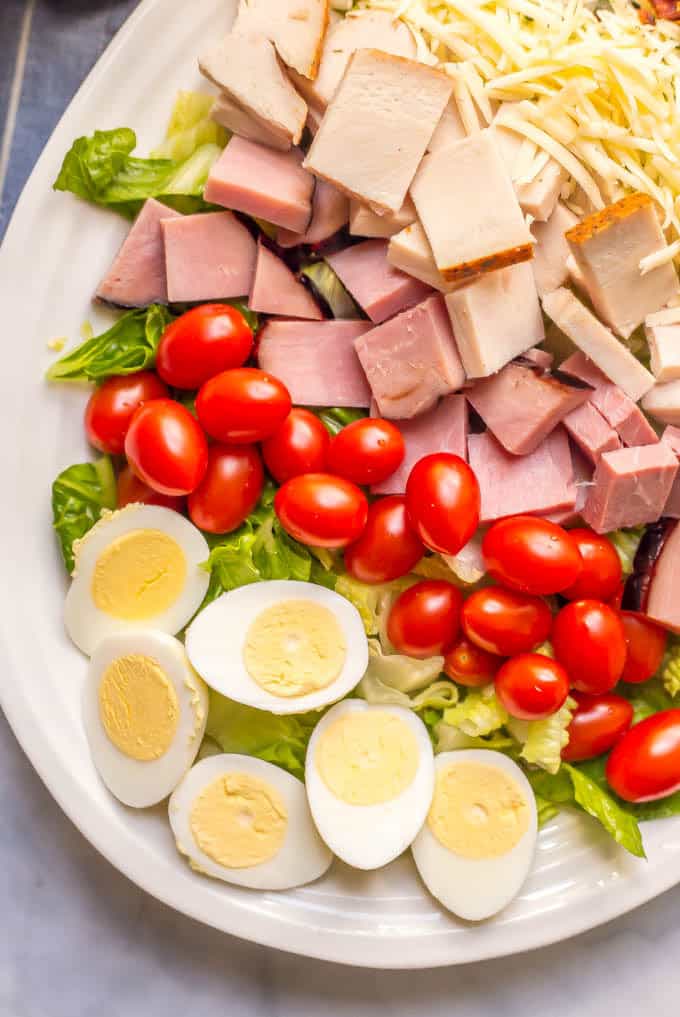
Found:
[411,749,538,921]
[185,580,368,715]
[305,700,435,870]
[65,504,210,655]
[169,754,333,889]
[83,630,208,808]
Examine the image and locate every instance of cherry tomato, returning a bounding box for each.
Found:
[561,528,623,602]
[274,473,368,548]
[405,453,480,556]
[495,653,570,720]
[443,637,503,687]
[552,599,627,694]
[116,464,184,511]
[561,691,633,762]
[619,611,668,684]
[327,418,405,486]
[156,305,253,389]
[387,580,463,659]
[124,399,208,496]
[261,408,330,483]
[461,587,552,657]
[344,496,423,584]
[606,710,680,802]
[196,368,292,444]
[84,371,168,455]
[482,516,582,596]
[188,444,264,534]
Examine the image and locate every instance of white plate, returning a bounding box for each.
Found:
[1,0,680,969]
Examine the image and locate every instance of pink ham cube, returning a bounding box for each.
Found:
[582,443,678,533]
[96,198,182,306]
[326,240,431,324]
[560,351,659,447]
[249,241,322,319]
[562,400,621,463]
[661,426,680,517]
[162,211,257,303]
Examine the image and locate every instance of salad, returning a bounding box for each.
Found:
[48,0,680,922]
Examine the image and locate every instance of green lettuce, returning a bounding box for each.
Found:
[356,639,455,712]
[335,573,416,637]
[433,721,515,753]
[622,677,676,724]
[607,526,645,575]
[150,90,229,161]
[46,305,173,382]
[660,638,680,698]
[508,696,576,775]
[300,261,363,319]
[440,685,509,738]
[315,406,367,436]
[52,457,117,573]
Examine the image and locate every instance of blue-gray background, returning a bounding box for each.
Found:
[1,4,680,1014]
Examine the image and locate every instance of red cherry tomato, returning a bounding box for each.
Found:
[606,710,680,802]
[261,408,330,483]
[327,418,405,486]
[495,653,570,720]
[560,528,623,602]
[405,453,480,556]
[156,305,253,389]
[344,496,423,584]
[482,516,582,596]
[552,599,627,694]
[84,371,168,455]
[561,691,633,763]
[196,368,292,444]
[387,580,463,659]
[443,637,503,687]
[116,464,185,511]
[461,587,552,657]
[124,399,208,496]
[188,444,264,534]
[619,611,668,684]
[274,473,368,548]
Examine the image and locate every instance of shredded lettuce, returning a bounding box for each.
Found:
[150,90,228,161]
[335,573,416,638]
[51,457,117,573]
[607,526,645,576]
[440,685,509,738]
[660,639,680,698]
[299,261,363,319]
[508,696,576,775]
[434,721,515,753]
[357,639,455,712]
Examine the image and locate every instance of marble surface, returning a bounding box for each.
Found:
[2,2,680,1012]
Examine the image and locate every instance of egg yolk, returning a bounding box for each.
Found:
[316,711,419,805]
[189,773,288,868]
[98,653,179,761]
[428,762,529,859]
[92,529,187,620]
[244,600,346,698]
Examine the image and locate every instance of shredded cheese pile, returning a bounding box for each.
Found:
[359,0,680,261]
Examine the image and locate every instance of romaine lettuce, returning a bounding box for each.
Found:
[440,685,509,738]
[357,639,455,711]
[150,91,229,161]
[51,457,117,573]
[607,525,645,576]
[660,638,680,698]
[508,696,576,775]
[299,261,363,319]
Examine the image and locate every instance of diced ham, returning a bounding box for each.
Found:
[541,446,593,526]
[304,50,453,214]
[562,401,621,463]
[388,222,456,292]
[205,138,315,233]
[325,239,431,323]
[162,211,257,303]
[465,361,590,455]
[96,198,181,307]
[354,294,465,419]
[582,443,678,532]
[232,0,329,80]
[492,107,567,221]
[468,428,576,524]
[661,426,680,517]
[427,99,466,153]
[542,288,654,401]
[560,351,659,446]
[530,203,579,297]
[642,378,680,425]
[277,179,349,247]
[257,320,372,406]
[646,521,680,633]
[645,306,680,382]
[371,395,468,495]
[523,348,554,371]
[410,130,534,283]
[566,193,680,338]
[445,262,544,378]
[249,241,322,319]
[349,196,417,239]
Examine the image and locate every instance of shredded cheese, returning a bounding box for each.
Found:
[362,0,680,256]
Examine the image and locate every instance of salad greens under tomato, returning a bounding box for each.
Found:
[48,91,680,861]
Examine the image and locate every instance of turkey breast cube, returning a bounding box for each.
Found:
[233,0,329,80]
[530,202,580,297]
[410,130,534,283]
[492,107,567,222]
[211,94,295,152]
[445,262,544,378]
[199,33,307,150]
[645,306,680,383]
[387,222,457,293]
[566,193,680,338]
[642,379,680,426]
[304,49,453,214]
[543,288,654,402]
[426,99,466,153]
[349,196,417,239]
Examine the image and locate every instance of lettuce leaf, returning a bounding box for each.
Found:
[621,678,676,724]
[299,261,363,319]
[356,639,455,711]
[508,696,576,775]
[315,406,367,437]
[335,573,416,637]
[660,638,680,698]
[607,526,645,576]
[440,685,509,738]
[46,305,173,382]
[433,721,515,753]
[52,457,117,573]
[150,91,229,161]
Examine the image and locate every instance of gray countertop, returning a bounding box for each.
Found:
[2,4,680,1013]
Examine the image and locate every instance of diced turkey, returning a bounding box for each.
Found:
[249,240,322,319]
[530,202,579,297]
[645,306,680,383]
[642,378,680,426]
[387,221,456,293]
[582,443,678,533]
[96,198,181,307]
[427,99,466,153]
[162,211,257,303]
[492,106,567,222]
[210,94,294,152]
[349,196,417,239]
[232,0,329,80]
[325,239,431,323]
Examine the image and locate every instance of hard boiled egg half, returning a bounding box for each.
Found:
[185,580,368,714]
[65,505,210,655]
[305,700,435,869]
[169,754,333,889]
[83,630,208,807]
[411,750,538,921]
